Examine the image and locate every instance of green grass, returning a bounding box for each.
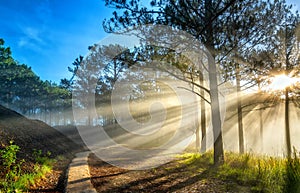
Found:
[285,149,300,193]
[218,152,286,193]
[0,141,55,193]
[175,150,300,193]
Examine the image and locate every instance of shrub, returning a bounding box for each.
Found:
[0,141,54,193]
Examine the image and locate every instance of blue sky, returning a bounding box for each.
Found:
[0,0,111,83]
[0,0,299,83]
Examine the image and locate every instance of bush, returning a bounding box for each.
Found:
[0,141,54,193]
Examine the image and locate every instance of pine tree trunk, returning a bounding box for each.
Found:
[205,0,224,165]
[236,63,244,154]
[208,55,224,164]
[258,83,264,152]
[200,72,206,152]
[259,106,263,152]
[206,49,224,164]
[285,87,291,158]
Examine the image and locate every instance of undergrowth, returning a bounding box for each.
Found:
[177,150,300,193]
[285,149,300,193]
[0,141,54,193]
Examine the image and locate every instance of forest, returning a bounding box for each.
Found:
[1,0,300,192]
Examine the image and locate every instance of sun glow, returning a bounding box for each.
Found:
[268,74,300,91]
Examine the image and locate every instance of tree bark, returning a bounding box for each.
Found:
[284,23,291,158]
[285,87,291,158]
[205,0,224,164]
[259,105,263,152]
[208,55,224,164]
[258,82,264,152]
[199,72,206,152]
[236,63,244,154]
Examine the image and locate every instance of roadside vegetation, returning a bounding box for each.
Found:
[177,150,300,193]
[89,149,300,193]
[0,141,54,193]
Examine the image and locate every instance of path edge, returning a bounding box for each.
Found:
[65,151,97,193]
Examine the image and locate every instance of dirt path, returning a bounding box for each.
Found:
[88,153,244,193]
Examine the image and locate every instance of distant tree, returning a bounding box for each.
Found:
[59,56,85,125]
[59,79,73,125]
[0,55,43,114]
[0,38,72,125]
[71,44,130,125]
[0,39,14,65]
[14,65,43,114]
[0,39,16,108]
[247,7,300,157]
[94,44,133,125]
[126,44,210,151]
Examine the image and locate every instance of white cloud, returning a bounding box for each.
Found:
[24,27,44,43]
[17,38,27,47]
[17,26,47,53]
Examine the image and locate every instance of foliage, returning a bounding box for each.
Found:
[0,141,54,193]
[33,149,53,166]
[71,44,133,125]
[102,0,300,164]
[0,38,73,124]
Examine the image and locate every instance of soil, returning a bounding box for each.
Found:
[0,105,84,192]
[28,157,70,193]
[88,153,248,193]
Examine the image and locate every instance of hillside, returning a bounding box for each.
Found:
[0,105,82,160]
[0,105,84,192]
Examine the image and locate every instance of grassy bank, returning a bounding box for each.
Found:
[176,151,300,193]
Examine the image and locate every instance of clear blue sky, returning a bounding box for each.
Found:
[0,0,111,83]
[0,0,299,83]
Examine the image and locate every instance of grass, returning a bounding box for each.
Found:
[218,152,286,192]
[0,141,55,193]
[174,150,300,193]
[285,149,300,193]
